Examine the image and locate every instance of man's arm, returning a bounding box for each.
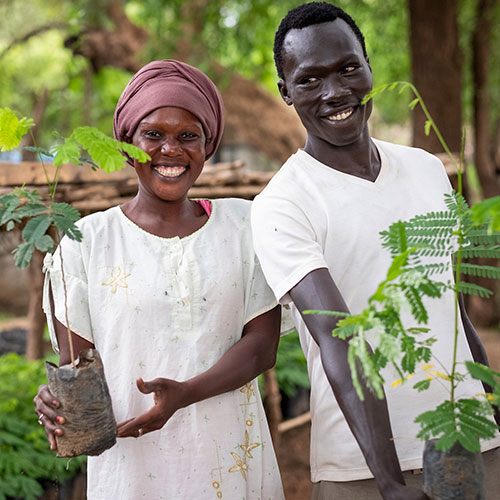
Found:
[289,268,427,500]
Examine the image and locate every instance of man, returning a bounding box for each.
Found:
[251,2,500,499]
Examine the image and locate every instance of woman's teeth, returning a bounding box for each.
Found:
[154,166,186,177]
[328,108,354,121]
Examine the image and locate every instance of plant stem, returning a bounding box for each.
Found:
[58,244,76,369]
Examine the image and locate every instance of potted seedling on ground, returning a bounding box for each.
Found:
[0,108,150,457]
[307,83,500,500]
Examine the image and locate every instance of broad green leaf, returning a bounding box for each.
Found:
[6,220,14,231]
[466,361,500,388]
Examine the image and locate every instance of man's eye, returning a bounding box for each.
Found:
[343,66,356,73]
[300,77,318,85]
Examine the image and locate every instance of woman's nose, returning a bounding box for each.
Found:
[160,139,182,156]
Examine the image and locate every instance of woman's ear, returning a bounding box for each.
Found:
[278,80,293,106]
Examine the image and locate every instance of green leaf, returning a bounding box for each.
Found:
[52,215,82,241]
[34,234,54,252]
[466,361,500,388]
[22,214,51,244]
[71,126,150,173]
[408,98,419,110]
[6,220,14,231]
[51,202,80,221]
[413,379,431,392]
[0,108,35,152]
[424,120,432,136]
[12,242,35,268]
[51,138,81,166]
[457,281,493,298]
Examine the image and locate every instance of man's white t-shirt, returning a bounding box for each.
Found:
[251,139,500,482]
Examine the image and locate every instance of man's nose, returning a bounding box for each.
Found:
[160,138,182,156]
[322,76,351,102]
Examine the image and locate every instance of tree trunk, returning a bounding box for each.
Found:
[25,249,46,360]
[262,368,283,448]
[409,0,462,153]
[473,0,500,199]
[22,88,50,161]
[468,0,500,327]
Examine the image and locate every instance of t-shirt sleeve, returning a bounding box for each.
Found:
[42,235,94,353]
[251,195,328,305]
[243,253,279,325]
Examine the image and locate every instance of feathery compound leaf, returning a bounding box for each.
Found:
[22,214,51,244]
[51,202,80,221]
[34,234,54,253]
[51,138,81,167]
[52,215,82,242]
[461,245,500,259]
[457,263,500,280]
[12,242,35,268]
[0,108,35,151]
[457,281,493,298]
[71,126,150,172]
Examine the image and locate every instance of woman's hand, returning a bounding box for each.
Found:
[117,378,189,438]
[33,384,65,451]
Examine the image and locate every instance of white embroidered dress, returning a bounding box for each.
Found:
[43,198,284,500]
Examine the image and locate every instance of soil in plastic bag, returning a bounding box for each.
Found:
[423,439,484,500]
[46,349,117,457]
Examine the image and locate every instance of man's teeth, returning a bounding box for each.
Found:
[328,108,354,121]
[154,166,186,177]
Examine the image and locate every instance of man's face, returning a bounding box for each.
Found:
[279,19,373,148]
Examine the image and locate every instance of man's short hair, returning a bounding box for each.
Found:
[274,2,367,79]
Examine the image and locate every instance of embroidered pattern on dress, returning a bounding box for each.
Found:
[101,267,131,293]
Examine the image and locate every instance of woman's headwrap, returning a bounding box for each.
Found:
[113,60,225,162]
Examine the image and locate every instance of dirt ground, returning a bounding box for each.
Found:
[275,328,500,500]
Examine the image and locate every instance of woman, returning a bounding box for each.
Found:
[34,60,284,499]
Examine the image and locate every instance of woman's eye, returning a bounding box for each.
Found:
[144,130,161,139]
[343,66,356,74]
[181,132,199,140]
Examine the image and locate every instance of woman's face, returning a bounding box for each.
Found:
[131,106,206,204]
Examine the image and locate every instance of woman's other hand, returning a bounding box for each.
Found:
[33,384,65,451]
[117,377,189,438]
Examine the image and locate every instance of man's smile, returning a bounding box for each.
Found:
[326,106,354,122]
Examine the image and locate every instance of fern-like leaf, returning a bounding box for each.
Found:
[0,108,35,151]
[457,281,493,298]
[12,242,35,269]
[458,263,500,280]
[71,126,150,172]
[51,138,81,166]
[461,245,500,259]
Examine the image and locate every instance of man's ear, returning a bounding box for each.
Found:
[365,55,372,74]
[278,80,293,106]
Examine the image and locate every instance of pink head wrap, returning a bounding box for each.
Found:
[113,60,225,162]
